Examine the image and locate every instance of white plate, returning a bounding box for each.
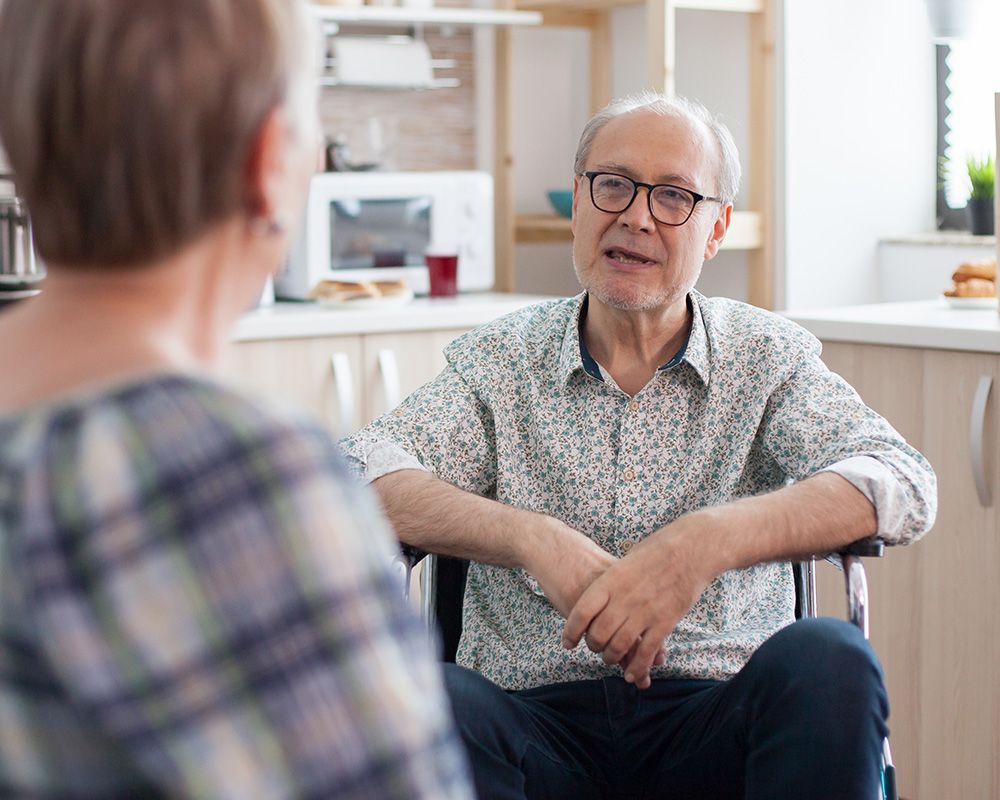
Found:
[315,287,414,310]
[941,295,998,310]
[0,288,41,300]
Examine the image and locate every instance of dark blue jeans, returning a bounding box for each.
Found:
[444,617,888,800]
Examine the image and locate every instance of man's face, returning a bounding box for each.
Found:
[571,109,729,313]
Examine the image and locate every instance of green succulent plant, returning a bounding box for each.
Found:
[967,154,995,201]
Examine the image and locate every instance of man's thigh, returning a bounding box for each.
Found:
[443,664,618,800]
[635,618,887,800]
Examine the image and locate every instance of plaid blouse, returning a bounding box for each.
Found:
[342,292,937,691]
[0,374,472,799]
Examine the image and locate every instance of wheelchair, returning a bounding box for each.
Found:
[392,537,898,800]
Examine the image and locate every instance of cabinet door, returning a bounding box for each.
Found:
[917,349,1000,799]
[819,342,927,799]
[220,336,365,435]
[360,329,471,425]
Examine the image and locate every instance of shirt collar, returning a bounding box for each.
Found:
[557,293,589,384]
[558,291,711,386]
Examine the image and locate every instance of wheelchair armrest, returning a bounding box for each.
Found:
[400,543,430,567]
[838,536,884,559]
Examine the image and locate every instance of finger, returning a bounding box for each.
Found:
[584,607,627,655]
[619,637,663,687]
[601,620,643,666]
[562,583,610,649]
[622,628,667,689]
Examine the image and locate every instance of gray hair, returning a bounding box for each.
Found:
[573,91,741,205]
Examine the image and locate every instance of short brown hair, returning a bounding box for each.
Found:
[0,0,312,266]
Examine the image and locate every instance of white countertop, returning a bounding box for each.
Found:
[784,299,1000,354]
[234,292,553,341]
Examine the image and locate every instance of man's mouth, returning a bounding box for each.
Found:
[604,247,656,266]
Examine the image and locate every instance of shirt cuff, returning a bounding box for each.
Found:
[819,455,908,543]
[352,441,429,484]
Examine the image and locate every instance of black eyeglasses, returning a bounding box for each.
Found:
[580,171,723,227]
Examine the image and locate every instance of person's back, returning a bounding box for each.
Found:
[0,0,473,796]
[0,374,469,798]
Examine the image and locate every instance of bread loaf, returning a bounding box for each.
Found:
[952,258,996,283]
[944,257,997,299]
[944,277,996,298]
[308,278,410,303]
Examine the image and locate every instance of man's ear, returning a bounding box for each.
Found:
[570,173,581,236]
[703,203,732,261]
[244,109,288,221]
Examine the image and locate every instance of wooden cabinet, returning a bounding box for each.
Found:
[220,328,471,436]
[817,341,1000,800]
[494,0,775,308]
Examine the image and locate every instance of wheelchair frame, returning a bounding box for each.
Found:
[394,538,898,800]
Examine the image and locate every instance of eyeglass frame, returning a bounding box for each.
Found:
[578,170,724,227]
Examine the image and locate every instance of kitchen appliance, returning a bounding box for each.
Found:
[276,170,494,299]
[0,181,45,301]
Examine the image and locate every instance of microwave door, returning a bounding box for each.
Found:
[330,195,431,271]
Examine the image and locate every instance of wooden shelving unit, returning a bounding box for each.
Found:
[493,0,776,308]
[309,4,542,27]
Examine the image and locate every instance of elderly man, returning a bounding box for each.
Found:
[342,91,936,799]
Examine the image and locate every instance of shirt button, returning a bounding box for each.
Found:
[392,408,404,418]
[621,539,634,554]
[628,400,640,412]
[623,467,635,481]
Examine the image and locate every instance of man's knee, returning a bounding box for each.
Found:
[753,618,886,706]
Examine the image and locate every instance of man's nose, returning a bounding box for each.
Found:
[618,187,655,232]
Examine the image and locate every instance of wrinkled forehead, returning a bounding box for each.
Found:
[586,109,718,192]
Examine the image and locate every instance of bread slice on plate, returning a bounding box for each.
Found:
[308,279,414,308]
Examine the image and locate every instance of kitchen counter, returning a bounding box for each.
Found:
[234,292,553,341]
[784,299,1000,353]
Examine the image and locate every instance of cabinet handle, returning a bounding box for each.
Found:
[329,353,356,434]
[377,348,402,412]
[970,374,993,507]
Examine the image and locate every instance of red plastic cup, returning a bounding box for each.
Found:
[425,252,458,297]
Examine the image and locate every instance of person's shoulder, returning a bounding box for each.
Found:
[100,373,341,473]
[444,295,579,369]
[121,372,324,433]
[695,292,820,361]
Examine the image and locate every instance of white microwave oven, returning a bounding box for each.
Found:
[275,170,494,299]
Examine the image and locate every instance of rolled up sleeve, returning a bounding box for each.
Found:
[759,349,937,545]
[340,363,498,498]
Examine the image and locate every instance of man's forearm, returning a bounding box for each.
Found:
[687,472,878,578]
[372,469,546,568]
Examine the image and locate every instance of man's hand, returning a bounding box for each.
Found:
[561,517,715,689]
[519,516,618,619]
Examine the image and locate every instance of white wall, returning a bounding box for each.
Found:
[782,0,936,310]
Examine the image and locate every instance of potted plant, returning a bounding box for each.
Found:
[966,154,995,236]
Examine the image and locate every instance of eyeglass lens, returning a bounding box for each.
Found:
[590,173,695,225]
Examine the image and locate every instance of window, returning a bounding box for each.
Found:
[936,7,1000,228]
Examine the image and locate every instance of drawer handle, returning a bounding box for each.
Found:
[970,374,993,507]
[329,353,355,434]
[377,348,402,412]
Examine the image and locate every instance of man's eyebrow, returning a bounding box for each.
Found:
[591,162,697,188]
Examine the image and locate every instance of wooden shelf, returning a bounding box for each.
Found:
[518,0,762,13]
[515,210,763,250]
[310,4,542,27]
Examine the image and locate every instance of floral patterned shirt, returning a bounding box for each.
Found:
[341,292,937,690]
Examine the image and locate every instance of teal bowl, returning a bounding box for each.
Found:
[547,190,573,218]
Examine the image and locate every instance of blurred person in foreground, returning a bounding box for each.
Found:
[342,91,937,799]
[0,2,472,798]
